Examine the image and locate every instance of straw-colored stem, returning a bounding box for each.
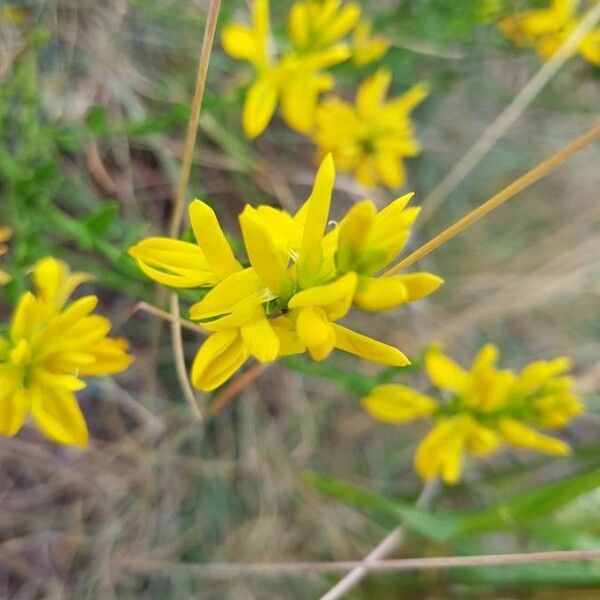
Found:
[169,0,222,238]
[124,548,600,578]
[420,1,600,223]
[169,295,203,421]
[319,479,440,600]
[208,363,270,418]
[385,122,600,276]
[132,302,208,336]
[167,0,222,421]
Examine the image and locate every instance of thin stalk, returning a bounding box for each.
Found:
[420,1,600,223]
[123,547,600,579]
[385,122,600,276]
[319,479,440,600]
[167,0,222,421]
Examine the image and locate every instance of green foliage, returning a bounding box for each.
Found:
[306,466,600,542]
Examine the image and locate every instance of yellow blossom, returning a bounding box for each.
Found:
[352,19,390,66]
[498,0,600,65]
[0,258,132,446]
[222,0,359,138]
[314,69,428,188]
[130,155,438,392]
[362,345,583,484]
[334,195,443,311]
[0,225,12,285]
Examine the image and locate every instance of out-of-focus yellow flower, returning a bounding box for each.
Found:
[0,226,12,285]
[131,155,440,392]
[352,19,390,66]
[0,258,132,446]
[363,345,583,484]
[222,0,360,138]
[314,69,428,188]
[498,0,600,65]
[0,6,24,24]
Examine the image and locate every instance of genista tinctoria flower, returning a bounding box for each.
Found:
[363,344,583,484]
[314,69,428,188]
[222,0,389,138]
[129,155,442,392]
[0,258,133,446]
[499,0,600,65]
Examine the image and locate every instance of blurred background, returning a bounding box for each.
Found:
[0,0,599,598]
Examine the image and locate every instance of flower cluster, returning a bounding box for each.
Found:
[222,0,390,139]
[0,225,11,285]
[0,258,133,446]
[129,155,443,392]
[498,0,600,65]
[363,344,583,484]
[313,69,428,188]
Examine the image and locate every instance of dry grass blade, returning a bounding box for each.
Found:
[166,0,223,421]
[130,301,208,336]
[385,121,600,276]
[122,548,600,579]
[420,1,600,223]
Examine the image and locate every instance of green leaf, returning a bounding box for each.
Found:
[304,471,461,542]
[460,467,600,536]
[306,468,600,542]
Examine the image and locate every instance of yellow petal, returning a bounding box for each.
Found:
[335,199,377,273]
[271,316,305,357]
[289,272,357,320]
[222,24,255,60]
[242,73,279,139]
[288,1,309,48]
[296,154,335,287]
[10,292,42,341]
[191,331,250,392]
[30,386,89,447]
[240,315,280,363]
[362,384,437,423]
[239,206,291,296]
[129,237,215,288]
[33,257,92,309]
[189,268,263,321]
[464,418,501,456]
[319,3,360,46]
[356,69,392,118]
[78,337,133,376]
[387,81,428,115]
[396,272,444,302]
[471,343,499,372]
[0,388,30,437]
[353,276,408,311]
[579,29,600,65]
[425,347,468,393]
[375,151,406,188]
[296,307,334,353]
[499,419,570,456]
[352,20,389,66]
[332,323,410,366]
[414,417,466,484]
[189,200,242,280]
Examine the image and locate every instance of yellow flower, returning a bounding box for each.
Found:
[334,195,443,311]
[0,258,132,446]
[222,0,358,138]
[352,19,390,66]
[131,155,436,392]
[314,69,428,188]
[362,345,583,484]
[498,0,600,65]
[0,225,12,285]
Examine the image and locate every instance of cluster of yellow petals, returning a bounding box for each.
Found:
[0,258,133,446]
[221,0,390,139]
[363,344,583,484]
[0,225,12,285]
[498,0,600,64]
[129,155,443,392]
[313,69,428,189]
